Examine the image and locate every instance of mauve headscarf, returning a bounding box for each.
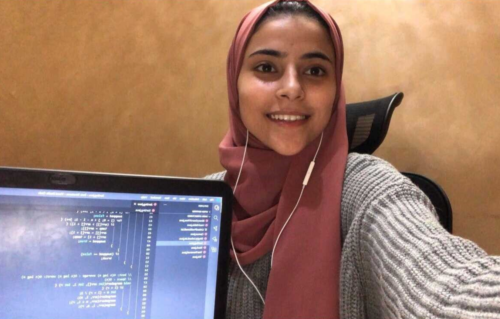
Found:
[218,1,348,318]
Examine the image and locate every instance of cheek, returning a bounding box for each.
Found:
[238,83,258,129]
[238,78,274,115]
[311,88,336,125]
[238,85,255,124]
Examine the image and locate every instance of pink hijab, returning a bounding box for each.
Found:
[219,1,348,318]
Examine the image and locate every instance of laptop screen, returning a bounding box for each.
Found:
[0,186,225,319]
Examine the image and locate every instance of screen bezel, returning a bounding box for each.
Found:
[0,166,232,319]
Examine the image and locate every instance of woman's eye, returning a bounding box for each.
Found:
[255,64,276,73]
[305,67,326,76]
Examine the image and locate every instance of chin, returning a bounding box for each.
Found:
[271,145,306,157]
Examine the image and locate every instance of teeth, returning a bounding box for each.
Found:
[269,114,306,121]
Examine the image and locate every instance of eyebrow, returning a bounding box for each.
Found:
[248,49,333,63]
[248,49,285,58]
[301,51,332,63]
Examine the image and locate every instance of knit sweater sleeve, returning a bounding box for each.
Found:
[340,153,500,319]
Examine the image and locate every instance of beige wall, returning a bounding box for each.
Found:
[1,0,499,254]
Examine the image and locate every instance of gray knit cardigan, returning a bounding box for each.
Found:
[205,153,500,319]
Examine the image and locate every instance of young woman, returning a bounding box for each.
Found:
[206,1,500,318]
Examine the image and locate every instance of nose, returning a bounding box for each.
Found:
[276,67,304,101]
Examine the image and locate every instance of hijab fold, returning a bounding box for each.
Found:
[219,1,348,318]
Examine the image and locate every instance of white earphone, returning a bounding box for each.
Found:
[230,129,323,305]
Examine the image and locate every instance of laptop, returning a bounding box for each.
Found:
[0,167,232,319]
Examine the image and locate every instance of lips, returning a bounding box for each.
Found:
[267,111,310,121]
[268,114,307,121]
[266,113,310,127]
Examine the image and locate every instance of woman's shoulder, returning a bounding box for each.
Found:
[343,152,411,196]
[341,153,422,231]
[345,152,402,179]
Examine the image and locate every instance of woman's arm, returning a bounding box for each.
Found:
[340,153,500,319]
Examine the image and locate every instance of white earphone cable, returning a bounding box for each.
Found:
[230,238,266,304]
[230,130,324,305]
[270,132,323,267]
[230,130,267,305]
[232,130,249,195]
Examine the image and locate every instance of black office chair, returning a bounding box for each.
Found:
[346,93,453,233]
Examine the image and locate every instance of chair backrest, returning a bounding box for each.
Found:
[346,92,404,154]
[346,93,453,233]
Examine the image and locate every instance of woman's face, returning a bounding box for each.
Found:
[238,15,336,156]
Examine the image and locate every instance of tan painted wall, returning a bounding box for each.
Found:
[1,0,499,254]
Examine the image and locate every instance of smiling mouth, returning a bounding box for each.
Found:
[267,114,310,122]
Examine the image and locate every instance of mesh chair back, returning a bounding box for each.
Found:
[346,92,404,154]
